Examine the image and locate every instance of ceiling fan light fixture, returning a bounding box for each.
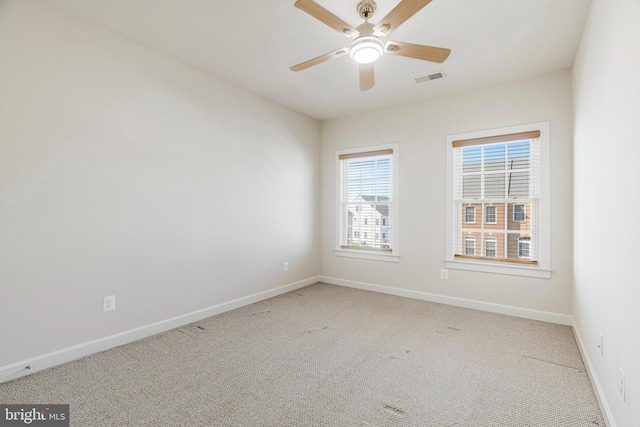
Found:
[349,36,384,64]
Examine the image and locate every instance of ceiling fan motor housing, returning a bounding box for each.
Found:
[357,0,377,20]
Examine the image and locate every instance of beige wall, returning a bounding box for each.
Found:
[320,71,574,315]
[0,0,320,367]
[572,1,640,425]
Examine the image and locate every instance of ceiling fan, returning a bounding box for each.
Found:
[290,0,451,91]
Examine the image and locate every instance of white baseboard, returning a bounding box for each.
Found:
[572,323,616,427]
[0,276,320,384]
[320,275,573,326]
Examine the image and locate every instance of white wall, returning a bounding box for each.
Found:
[320,71,574,317]
[572,1,640,425]
[0,0,320,368]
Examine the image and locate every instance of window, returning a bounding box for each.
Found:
[445,123,551,278]
[518,237,531,258]
[465,206,475,223]
[513,204,525,222]
[485,206,497,224]
[485,236,497,257]
[454,134,537,264]
[336,144,399,262]
[464,236,475,255]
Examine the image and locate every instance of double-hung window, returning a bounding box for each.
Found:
[465,206,476,223]
[336,144,399,262]
[485,206,497,224]
[485,236,498,258]
[464,236,475,256]
[518,237,531,258]
[446,123,551,278]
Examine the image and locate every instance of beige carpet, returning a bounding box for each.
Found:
[0,283,605,426]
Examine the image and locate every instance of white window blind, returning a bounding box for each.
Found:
[339,149,393,252]
[452,131,540,265]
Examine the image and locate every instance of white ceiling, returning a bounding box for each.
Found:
[35,0,592,121]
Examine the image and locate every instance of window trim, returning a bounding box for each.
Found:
[485,206,497,224]
[464,236,475,256]
[465,206,476,224]
[513,204,526,222]
[518,237,531,258]
[335,143,400,263]
[485,236,497,258]
[445,122,551,278]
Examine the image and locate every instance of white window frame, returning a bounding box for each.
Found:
[485,206,497,224]
[465,206,476,223]
[513,204,526,222]
[445,122,551,278]
[518,237,531,258]
[485,236,498,258]
[464,236,475,256]
[335,143,400,262]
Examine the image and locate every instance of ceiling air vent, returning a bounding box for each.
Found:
[414,71,445,84]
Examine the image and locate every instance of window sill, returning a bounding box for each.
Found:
[335,249,399,263]
[445,258,551,279]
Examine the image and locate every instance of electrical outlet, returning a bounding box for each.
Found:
[440,269,448,279]
[618,368,626,401]
[283,262,289,272]
[597,332,603,357]
[103,295,116,312]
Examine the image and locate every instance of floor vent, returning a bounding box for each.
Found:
[414,71,445,83]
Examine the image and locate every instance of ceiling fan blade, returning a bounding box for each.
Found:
[385,41,450,63]
[359,63,374,91]
[290,47,349,72]
[374,0,433,36]
[294,0,357,36]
